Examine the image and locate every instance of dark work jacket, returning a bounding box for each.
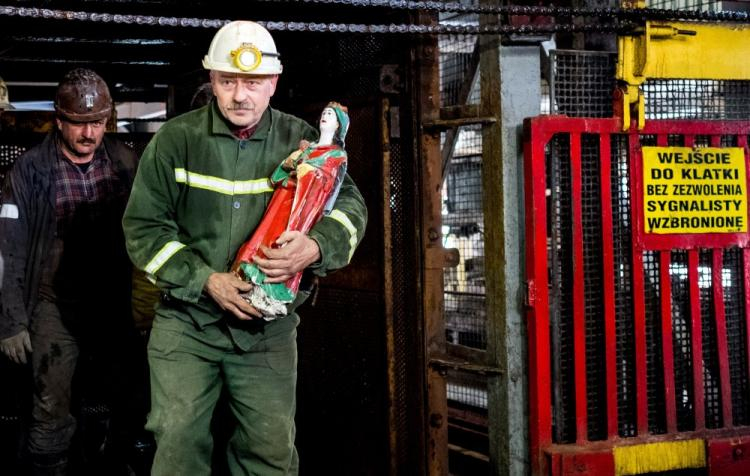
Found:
[0,132,138,340]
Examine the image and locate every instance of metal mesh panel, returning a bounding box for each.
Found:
[646,0,722,10]
[297,288,387,476]
[447,369,488,410]
[547,133,576,443]
[671,250,696,432]
[612,134,637,438]
[700,250,724,429]
[389,137,419,471]
[644,250,667,434]
[0,143,29,182]
[644,80,750,121]
[443,124,486,350]
[439,34,479,108]
[550,50,617,118]
[582,134,607,441]
[725,247,750,426]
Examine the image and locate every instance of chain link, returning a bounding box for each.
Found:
[0,3,745,36]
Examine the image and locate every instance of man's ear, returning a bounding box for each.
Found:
[268,75,279,97]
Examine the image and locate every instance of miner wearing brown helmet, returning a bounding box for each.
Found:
[0,68,145,475]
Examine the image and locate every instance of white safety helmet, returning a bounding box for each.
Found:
[202,21,282,75]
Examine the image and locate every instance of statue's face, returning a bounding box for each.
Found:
[319,107,339,136]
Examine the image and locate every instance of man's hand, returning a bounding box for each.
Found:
[0,329,32,364]
[204,272,261,320]
[254,231,320,283]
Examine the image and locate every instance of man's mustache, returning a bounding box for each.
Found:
[227,103,254,111]
[77,139,96,145]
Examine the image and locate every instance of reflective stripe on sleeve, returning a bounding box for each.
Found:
[327,209,358,263]
[0,204,19,219]
[145,241,186,275]
[174,168,272,195]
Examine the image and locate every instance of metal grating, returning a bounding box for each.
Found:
[542,127,750,444]
[644,80,750,121]
[725,247,750,426]
[439,34,479,108]
[647,0,722,10]
[550,50,617,118]
[389,132,424,474]
[547,133,575,443]
[443,124,486,350]
[582,134,607,441]
[612,134,637,438]
[644,250,668,434]
[297,287,387,475]
[0,143,29,182]
[700,249,723,429]
[671,250,696,432]
[447,369,488,410]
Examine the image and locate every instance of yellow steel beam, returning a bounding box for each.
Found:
[617,21,750,130]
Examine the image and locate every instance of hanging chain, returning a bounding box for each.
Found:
[295,0,750,22]
[0,3,746,35]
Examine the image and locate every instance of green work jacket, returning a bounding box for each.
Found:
[122,102,367,348]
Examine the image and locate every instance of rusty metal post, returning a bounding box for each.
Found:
[413,10,449,476]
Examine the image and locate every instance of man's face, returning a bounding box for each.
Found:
[210,71,278,128]
[55,117,106,161]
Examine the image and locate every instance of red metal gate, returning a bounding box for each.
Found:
[524,116,750,476]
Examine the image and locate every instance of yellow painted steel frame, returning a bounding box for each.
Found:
[617,21,750,130]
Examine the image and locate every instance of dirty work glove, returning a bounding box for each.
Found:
[0,329,32,364]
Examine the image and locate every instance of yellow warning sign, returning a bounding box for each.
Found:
[643,146,747,234]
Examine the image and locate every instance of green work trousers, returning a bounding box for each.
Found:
[146,313,299,476]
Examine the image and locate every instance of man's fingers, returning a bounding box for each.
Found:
[228,299,261,320]
[233,279,254,293]
[23,333,32,353]
[264,274,294,284]
[17,349,27,365]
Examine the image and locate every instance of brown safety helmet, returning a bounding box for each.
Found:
[54,68,112,122]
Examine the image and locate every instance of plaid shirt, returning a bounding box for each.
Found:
[54,142,118,238]
[38,141,121,303]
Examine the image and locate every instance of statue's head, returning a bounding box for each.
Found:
[320,101,349,147]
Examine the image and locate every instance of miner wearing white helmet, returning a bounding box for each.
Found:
[123,20,367,475]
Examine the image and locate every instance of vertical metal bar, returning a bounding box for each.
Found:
[381,97,399,473]
[660,251,677,433]
[689,250,706,430]
[629,132,649,435]
[570,132,588,442]
[415,12,448,475]
[713,250,733,428]
[599,133,619,439]
[524,120,552,476]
